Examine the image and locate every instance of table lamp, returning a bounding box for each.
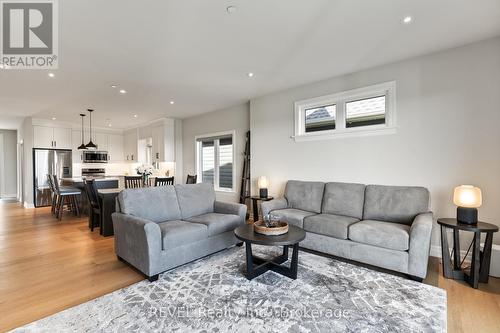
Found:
[258,176,268,198]
[453,185,482,224]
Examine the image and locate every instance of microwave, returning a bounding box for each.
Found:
[82,150,108,163]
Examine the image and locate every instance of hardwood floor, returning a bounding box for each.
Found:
[1,200,499,332]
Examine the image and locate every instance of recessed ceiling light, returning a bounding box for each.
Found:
[170,100,175,105]
[226,6,237,14]
[403,16,412,24]
[247,72,254,78]
[133,114,138,118]
[48,72,55,78]
[108,124,112,127]
[119,89,126,94]
[110,84,117,88]
[51,117,56,120]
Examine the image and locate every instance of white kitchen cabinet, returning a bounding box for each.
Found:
[108,134,124,162]
[33,125,71,149]
[93,132,108,151]
[52,127,72,149]
[71,130,83,162]
[151,119,175,162]
[123,128,138,162]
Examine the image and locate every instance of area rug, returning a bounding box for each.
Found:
[13,246,446,332]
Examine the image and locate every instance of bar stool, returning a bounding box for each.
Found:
[83,179,101,231]
[51,175,82,220]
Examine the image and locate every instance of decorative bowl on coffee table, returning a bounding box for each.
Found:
[254,220,289,236]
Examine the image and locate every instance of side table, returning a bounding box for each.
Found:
[250,196,274,221]
[437,218,498,288]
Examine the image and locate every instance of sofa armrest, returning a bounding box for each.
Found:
[408,212,434,279]
[112,212,162,276]
[214,201,247,224]
[261,198,288,217]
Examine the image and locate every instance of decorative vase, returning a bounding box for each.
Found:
[142,174,149,187]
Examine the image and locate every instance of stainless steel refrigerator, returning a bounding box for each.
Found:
[33,149,72,207]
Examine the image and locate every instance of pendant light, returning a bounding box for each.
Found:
[85,109,97,149]
[77,113,87,150]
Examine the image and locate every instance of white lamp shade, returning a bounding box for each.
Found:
[258,176,268,189]
[453,185,482,208]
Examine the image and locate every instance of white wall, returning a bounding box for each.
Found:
[250,37,500,247]
[0,129,18,198]
[182,103,250,202]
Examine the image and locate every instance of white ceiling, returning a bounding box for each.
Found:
[0,0,499,129]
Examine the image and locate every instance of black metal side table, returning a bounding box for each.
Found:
[437,218,498,288]
[250,196,274,221]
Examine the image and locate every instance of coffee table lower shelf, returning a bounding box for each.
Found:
[244,243,299,280]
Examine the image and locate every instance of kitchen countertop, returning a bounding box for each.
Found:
[62,177,121,182]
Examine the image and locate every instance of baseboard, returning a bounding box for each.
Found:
[23,201,35,208]
[1,193,17,198]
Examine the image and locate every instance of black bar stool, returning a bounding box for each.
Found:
[84,179,101,231]
[51,175,82,220]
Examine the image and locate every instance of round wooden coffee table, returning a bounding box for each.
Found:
[234,224,306,280]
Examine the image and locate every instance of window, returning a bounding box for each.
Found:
[294,81,396,141]
[305,104,336,132]
[196,131,235,191]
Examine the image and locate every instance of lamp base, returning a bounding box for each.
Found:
[457,207,478,224]
[259,188,268,198]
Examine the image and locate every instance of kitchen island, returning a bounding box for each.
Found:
[61,177,122,236]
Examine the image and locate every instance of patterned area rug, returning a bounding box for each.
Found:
[13,246,446,332]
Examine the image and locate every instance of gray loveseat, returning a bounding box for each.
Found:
[262,181,433,280]
[112,183,247,281]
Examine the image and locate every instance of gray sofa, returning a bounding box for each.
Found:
[112,183,247,281]
[262,181,433,280]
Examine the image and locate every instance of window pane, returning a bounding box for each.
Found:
[201,140,215,185]
[345,95,386,128]
[305,104,336,132]
[218,137,233,189]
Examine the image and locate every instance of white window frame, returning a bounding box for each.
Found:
[195,130,236,193]
[293,81,397,141]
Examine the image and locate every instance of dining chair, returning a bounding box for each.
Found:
[154,177,174,186]
[125,176,143,189]
[52,175,81,220]
[186,174,197,184]
[84,179,101,231]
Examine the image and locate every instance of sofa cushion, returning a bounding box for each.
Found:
[363,185,430,225]
[118,186,181,223]
[271,208,316,228]
[158,220,208,250]
[284,180,325,213]
[185,213,241,237]
[304,214,360,240]
[322,182,365,219]
[348,220,410,251]
[175,183,215,219]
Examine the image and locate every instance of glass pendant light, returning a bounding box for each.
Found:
[85,109,97,149]
[77,113,87,150]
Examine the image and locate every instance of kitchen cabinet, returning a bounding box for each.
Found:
[93,132,108,151]
[151,119,175,162]
[124,128,138,162]
[107,134,124,162]
[33,125,72,149]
